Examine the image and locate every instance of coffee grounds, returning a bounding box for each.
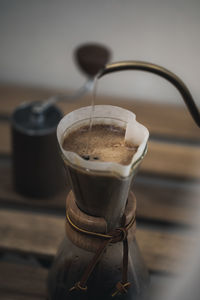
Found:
[62,124,137,165]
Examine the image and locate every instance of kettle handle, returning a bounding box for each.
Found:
[98,61,200,127]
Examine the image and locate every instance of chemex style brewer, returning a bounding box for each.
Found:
[48,61,200,300]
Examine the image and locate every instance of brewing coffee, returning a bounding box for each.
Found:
[62,124,138,165]
[48,105,149,300]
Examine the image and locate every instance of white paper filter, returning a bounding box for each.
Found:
[57,105,149,177]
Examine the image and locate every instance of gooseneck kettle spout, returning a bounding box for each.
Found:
[98,61,200,127]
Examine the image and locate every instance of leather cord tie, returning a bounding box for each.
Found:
[67,212,135,297]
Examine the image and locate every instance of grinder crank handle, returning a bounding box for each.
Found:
[98,61,200,127]
[32,43,111,114]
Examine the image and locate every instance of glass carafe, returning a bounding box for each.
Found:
[48,105,149,300]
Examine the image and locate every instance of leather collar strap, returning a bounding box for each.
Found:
[67,211,136,297]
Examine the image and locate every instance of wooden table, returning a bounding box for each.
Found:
[0,85,199,299]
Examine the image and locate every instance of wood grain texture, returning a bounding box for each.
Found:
[137,229,194,274]
[144,141,200,179]
[0,162,199,226]
[134,177,200,225]
[60,99,200,142]
[0,262,47,300]
[0,261,176,300]
[1,121,200,179]
[0,84,199,141]
[1,84,199,299]
[0,208,195,274]
[0,208,64,259]
[0,122,10,154]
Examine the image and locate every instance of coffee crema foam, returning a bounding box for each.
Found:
[62,124,138,165]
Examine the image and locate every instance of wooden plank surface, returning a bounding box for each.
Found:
[0,261,175,300]
[0,161,199,226]
[0,122,10,154]
[1,121,200,179]
[0,84,199,141]
[0,84,199,180]
[135,177,200,226]
[0,262,47,300]
[0,208,195,274]
[143,141,200,179]
[0,84,199,299]
[0,84,199,291]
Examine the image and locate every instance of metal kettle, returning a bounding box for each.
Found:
[98,61,200,128]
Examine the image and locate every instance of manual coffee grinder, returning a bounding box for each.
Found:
[48,61,200,300]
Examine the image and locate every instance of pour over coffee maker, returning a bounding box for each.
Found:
[48,61,200,300]
[48,105,149,300]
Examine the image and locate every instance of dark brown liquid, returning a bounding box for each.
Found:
[62,124,137,165]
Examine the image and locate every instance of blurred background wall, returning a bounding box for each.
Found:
[0,0,200,105]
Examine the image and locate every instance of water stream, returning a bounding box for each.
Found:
[85,76,98,154]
